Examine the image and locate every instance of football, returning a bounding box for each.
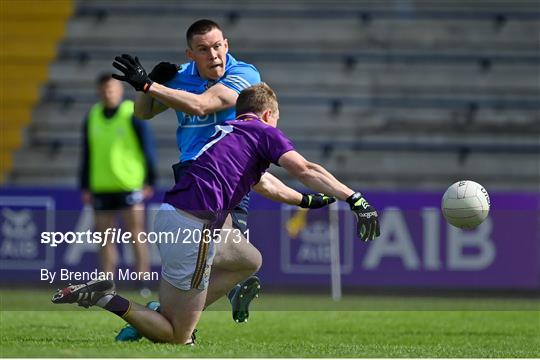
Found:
[441,180,491,229]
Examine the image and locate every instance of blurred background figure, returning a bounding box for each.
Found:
[80,73,157,297]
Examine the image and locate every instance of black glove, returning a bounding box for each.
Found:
[148,61,179,84]
[346,192,380,241]
[112,54,153,92]
[299,193,336,209]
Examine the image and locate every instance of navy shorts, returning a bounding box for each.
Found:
[172,161,249,233]
[92,190,144,211]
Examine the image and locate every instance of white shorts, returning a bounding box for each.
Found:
[154,203,216,291]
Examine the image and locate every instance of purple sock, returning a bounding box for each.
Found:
[103,295,131,318]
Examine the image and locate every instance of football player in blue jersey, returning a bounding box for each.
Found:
[110,19,335,340]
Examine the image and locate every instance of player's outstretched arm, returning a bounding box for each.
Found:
[252,172,336,208]
[113,53,237,117]
[134,60,206,119]
[142,60,237,117]
[147,82,237,116]
[278,150,380,240]
[278,151,353,200]
[134,93,168,119]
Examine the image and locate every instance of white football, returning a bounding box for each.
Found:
[441,180,490,229]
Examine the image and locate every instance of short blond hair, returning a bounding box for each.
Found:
[235,83,278,117]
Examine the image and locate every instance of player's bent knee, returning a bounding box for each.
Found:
[238,245,262,273]
[248,249,263,273]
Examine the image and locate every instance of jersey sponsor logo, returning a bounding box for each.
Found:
[181,113,218,128]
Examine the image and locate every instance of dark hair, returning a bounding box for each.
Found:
[96,73,114,86]
[186,19,223,47]
[236,83,278,116]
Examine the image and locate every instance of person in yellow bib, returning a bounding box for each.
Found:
[80,73,157,297]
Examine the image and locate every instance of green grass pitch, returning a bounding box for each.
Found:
[1,289,538,357]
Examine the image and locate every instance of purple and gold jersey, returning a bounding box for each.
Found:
[163,114,294,226]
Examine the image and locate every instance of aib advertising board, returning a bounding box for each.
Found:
[0,187,538,289]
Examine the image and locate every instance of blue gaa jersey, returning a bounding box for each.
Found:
[165,53,261,162]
